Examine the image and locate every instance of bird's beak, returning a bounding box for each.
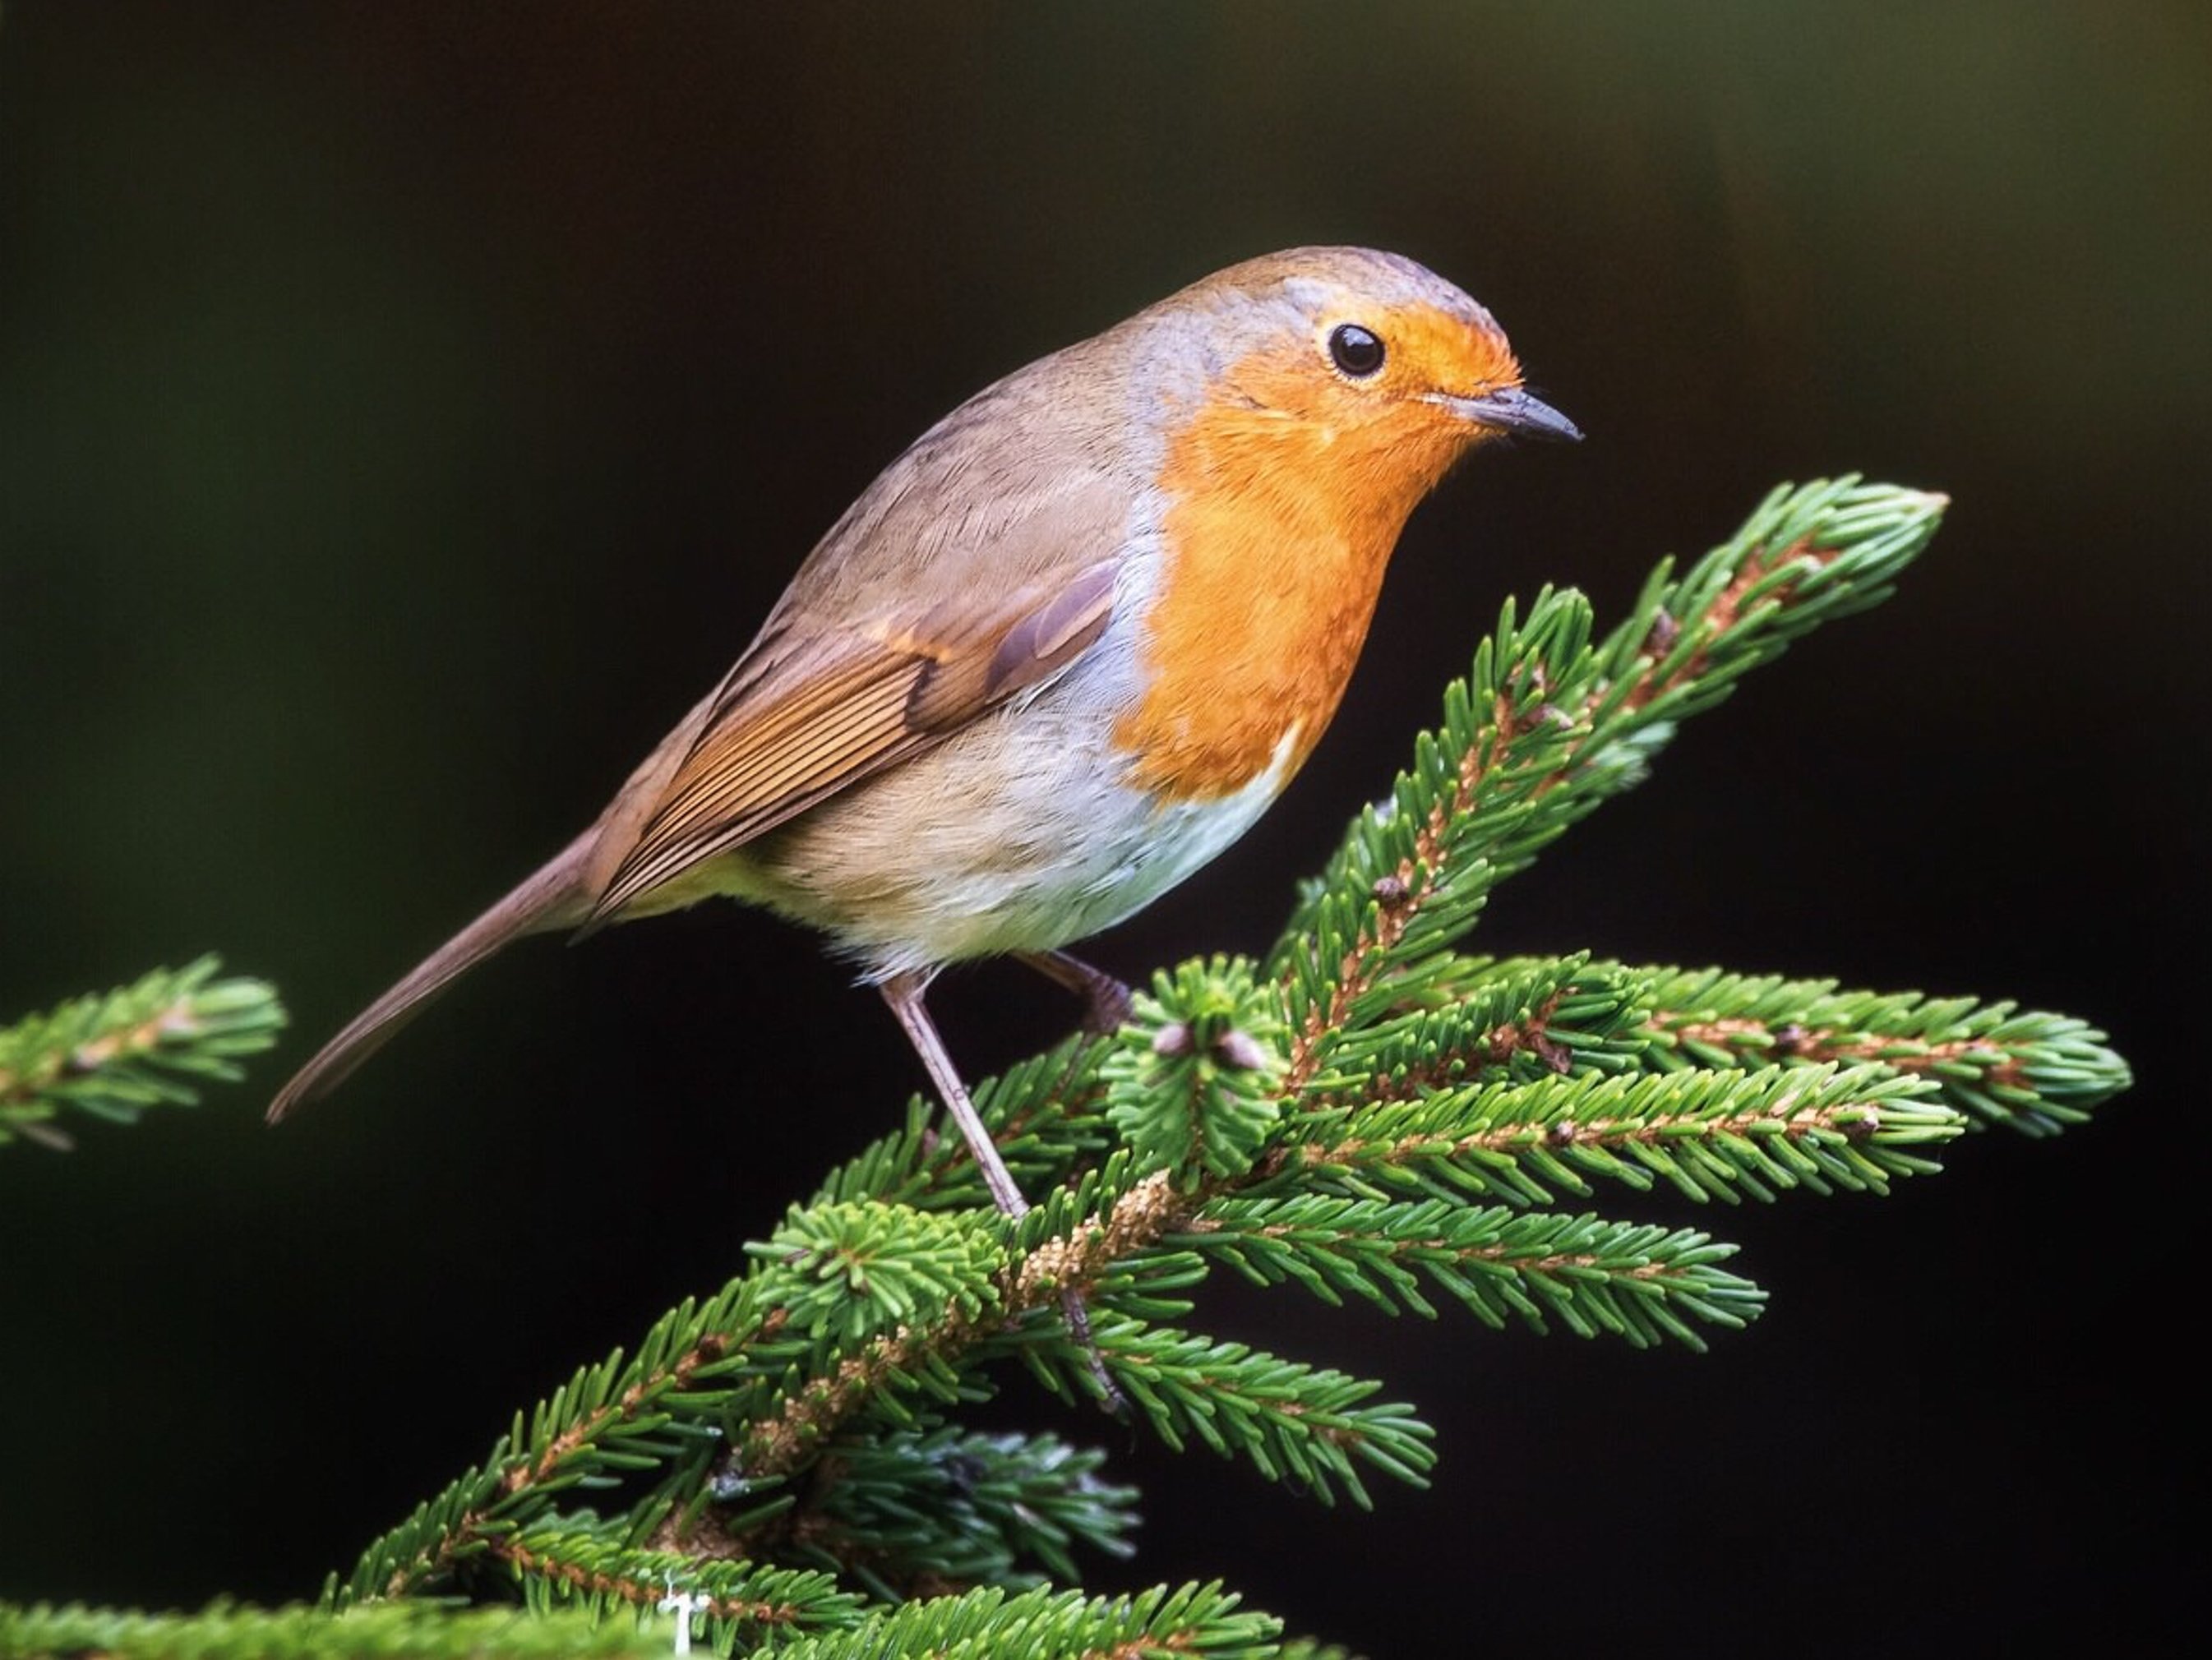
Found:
[1434,385,1582,442]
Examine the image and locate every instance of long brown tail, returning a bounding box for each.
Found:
[266,829,600,1123]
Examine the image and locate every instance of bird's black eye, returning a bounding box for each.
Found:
[1328,322,1386,378]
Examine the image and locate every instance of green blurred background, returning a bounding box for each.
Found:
[2,4,2202,1653]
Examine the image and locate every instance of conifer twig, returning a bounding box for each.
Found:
[7,479,2118,1660]
[0,957,284,1150]
[0,1599,658,1659]
[333,482,2025,1627]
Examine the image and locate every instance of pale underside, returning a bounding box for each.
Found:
[631,677,1305,980]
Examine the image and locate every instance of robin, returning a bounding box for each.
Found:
[270,246,1578,1226]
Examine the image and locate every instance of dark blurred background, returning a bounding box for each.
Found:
[2,4,2202,1653]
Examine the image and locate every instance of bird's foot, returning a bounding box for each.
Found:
[1015,948,1134,1035]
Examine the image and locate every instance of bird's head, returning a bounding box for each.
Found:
[1135,246,1578,515]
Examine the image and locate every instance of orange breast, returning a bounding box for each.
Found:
[1115,353,1471,801]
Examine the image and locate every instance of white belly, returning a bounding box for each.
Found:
[669,659,1300,980]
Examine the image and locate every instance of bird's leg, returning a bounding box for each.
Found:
[880,968,1033,1216]
[878,969,1122,1409]
[1013,948,1134,1035]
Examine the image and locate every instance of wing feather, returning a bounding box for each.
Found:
[590,558,1119,920]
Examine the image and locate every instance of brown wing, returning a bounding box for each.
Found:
[588,557,1119,920]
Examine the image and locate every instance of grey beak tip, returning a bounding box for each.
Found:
[1442,386,1582,443]
[1499,388,1582,444]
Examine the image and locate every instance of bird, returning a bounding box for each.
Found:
[269,246,1578,1226]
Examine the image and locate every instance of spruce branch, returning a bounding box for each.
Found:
[1322,952,2127,1146]
[0,1600,658,1658]
[1301,952,1652,1102]
[331,1284,765,1605]
[729,1171,1199,1487]
[338,1171,1178,1606]
[1178,1197,1763,1349]
[753,1427,1139,1595]
[1102,956,1289,1187]
[1619,963,2131,1137]
[501,1529,864,1649]
[1037,1313,1436,1508]
[1276,1063,1960,1207]
[751,1201,1007,1349]
[0,956,284,1150]
[335,479,2074,1648]
[764,1580,1279,1660]
[1269,477,1947,1086]
[16,478,2127,1658]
